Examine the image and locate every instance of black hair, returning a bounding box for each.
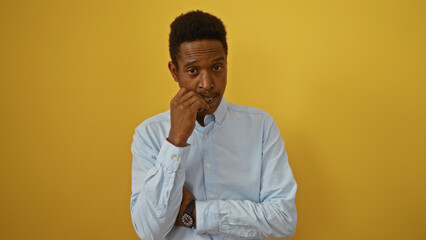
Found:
[169,10,228,68]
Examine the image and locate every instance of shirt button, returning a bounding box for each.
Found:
[217,119,221,124]
[206,163,211,168]
[203,134,208,139]
[209,194,214,199]
[172,156,179,162]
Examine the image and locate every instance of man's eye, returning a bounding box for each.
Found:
[187,68,197,74]
[213,65,222,71]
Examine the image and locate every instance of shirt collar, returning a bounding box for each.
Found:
[212,96,227,125]
[195,96,227,130]
[194,97,227,130]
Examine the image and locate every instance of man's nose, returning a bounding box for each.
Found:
[198,72,214,90]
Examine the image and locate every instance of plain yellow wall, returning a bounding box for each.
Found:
[1,0,425,239]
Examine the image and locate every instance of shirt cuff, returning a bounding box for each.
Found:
[195,200,219,235]
[156,140,190,172]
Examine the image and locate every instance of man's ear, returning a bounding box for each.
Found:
[168,61,179,82]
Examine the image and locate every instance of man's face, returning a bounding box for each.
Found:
[169,39,227,116]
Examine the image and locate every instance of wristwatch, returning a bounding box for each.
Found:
[181,200,195,228]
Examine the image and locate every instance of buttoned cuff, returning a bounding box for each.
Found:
[195,200,219,235]
[156,140,190,172]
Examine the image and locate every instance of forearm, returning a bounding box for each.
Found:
[131,170,184,239]
[131,139,190,239]
[196,198,297,239]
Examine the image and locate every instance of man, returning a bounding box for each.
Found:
[131,10,297,240]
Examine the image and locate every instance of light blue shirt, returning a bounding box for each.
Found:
[131,97,297,240]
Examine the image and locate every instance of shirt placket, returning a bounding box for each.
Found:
[201,121,217,201]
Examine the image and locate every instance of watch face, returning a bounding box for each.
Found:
[181,213,194,228]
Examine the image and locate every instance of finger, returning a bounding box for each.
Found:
[190,91,209,109]
[176,90,207,106]
[172,87,187,100]
[175,87,188,99]
[195,95,210,111]
[184,94,208,109]
[189,91,210,110]
[176,90,198,103]
[171,88,188,106]
[188,97,209,112]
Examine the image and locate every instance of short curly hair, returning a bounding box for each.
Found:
[169,10,228,68]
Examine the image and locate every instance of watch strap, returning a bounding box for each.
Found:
[184,199,195,215]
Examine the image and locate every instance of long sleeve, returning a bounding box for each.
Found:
[195,115,297,239]
[130,122,190,240]
[130,99,297,240]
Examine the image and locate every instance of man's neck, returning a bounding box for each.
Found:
[196,114,205,127]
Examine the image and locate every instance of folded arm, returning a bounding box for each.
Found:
[196,115,297,238]
[130,125,190,240]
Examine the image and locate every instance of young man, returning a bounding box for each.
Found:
[131,10,297,240]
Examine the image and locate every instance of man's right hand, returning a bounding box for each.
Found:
[167,88,209,147]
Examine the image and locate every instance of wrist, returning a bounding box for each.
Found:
[167,133,188,147]
[181,199,196,228]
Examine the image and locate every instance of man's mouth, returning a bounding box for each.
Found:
[202,95,216,104]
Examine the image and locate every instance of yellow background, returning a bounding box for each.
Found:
[1,0,425,239]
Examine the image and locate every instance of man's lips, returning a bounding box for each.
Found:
[200,94,217,103]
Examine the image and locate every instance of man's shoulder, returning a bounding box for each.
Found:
[135,110,170,132]
[224,102,277,130]
[227,102,272,118]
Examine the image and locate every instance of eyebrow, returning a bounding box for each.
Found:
[213,57,225,62]
[183,57,226,68]
[184,60,196,67]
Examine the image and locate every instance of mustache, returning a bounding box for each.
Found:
[196,90,219,96]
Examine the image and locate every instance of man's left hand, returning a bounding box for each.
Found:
[175,186,196,227]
